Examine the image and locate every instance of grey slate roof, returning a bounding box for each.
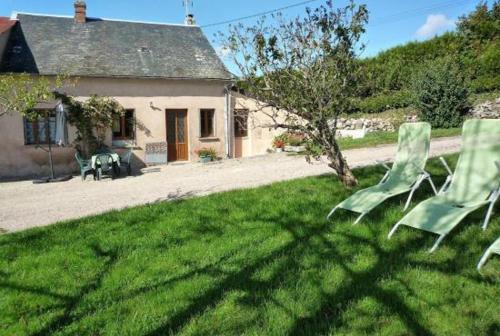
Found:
[1,14,232,80]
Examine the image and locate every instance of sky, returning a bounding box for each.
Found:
[0,0,484,72]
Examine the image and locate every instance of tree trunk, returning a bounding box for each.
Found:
[326,142,358,188]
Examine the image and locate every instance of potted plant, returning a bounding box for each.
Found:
[284,132,306,152]
[195,147,217,163]
[272,134,287,153]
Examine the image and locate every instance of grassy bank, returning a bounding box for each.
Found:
[338,128,461,150]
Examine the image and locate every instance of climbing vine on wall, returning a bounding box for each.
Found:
[57,94,124,158]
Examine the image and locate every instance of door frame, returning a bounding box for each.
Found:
[165,109,189,162]
[233,109,249,158]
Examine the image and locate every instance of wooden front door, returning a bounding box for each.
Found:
[166,109,188,161]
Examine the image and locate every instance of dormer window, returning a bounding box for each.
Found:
[12,46,22,54]
[138,46,151,53]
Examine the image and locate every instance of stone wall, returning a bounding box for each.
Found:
[336,117,395,133]
[470,98,500,119]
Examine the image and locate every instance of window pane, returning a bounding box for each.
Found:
[234,109,248,137]
[112,110,135,140]
[24,119,35,144]
[177,111,186,143]
[124,110,135,139]
[200,109,215,137]
[207,110,214,136]
[112,116,121,135]
[167,111,176,144]
[24,112,56,144]
[200,110,206,137]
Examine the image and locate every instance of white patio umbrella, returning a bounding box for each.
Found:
[33,100,71,183]
[55,102,68,146]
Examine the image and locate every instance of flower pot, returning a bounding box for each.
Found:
[199,156,212,163]
[284,145,306,153]
[275,148,283,153]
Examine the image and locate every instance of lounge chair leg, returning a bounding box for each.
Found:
[353,212,366,225]
[404,175,426,211]
[477,248,492,272]
[404,187,418,211]
[326,206,338,220]
[482,190,499,231]
[482,203,495,231]
[387,222,401,239]
[438,176,452,194]
[429,235,445,253]
[427,176,438,195]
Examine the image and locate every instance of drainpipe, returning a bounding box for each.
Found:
[224,84,232,158]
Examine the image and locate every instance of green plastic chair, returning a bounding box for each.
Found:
[388,119,500,252]
[75,152,94,181]
[477,237,500,271]
[327,122,436,224]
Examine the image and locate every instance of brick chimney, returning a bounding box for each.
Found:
[185,14,195,26]
[74,0,86,23]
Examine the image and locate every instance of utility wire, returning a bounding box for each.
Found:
[200,0,320,28]
[369,0,472,27]
[201,0,472,29]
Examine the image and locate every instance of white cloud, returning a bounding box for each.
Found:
[415,14,455,39]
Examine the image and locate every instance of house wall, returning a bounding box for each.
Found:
[0,77,229,179]
[232,94,283,157]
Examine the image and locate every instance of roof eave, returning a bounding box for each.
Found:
[13,72,234,82]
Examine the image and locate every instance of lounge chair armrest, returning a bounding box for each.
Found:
[376,160,391,171]
[439,157,453,176]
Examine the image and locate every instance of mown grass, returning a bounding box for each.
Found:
[338,128,462,150]
[0,155,499,335]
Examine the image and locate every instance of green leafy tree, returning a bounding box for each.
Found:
[220,0,368,187]
[413,58,471,128]
[0,74,66,120]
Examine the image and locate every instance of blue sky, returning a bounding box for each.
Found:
[0,0,483,71]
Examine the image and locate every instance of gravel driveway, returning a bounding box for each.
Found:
[0,136,461,233]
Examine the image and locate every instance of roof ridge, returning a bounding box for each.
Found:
[12,12,198,28]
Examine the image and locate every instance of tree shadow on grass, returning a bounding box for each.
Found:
[141,194,437,335]
[28,243,119,336]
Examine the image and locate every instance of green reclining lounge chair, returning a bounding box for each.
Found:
[477,237,500,271]
[388,119,500,252]
[327,122,437,224]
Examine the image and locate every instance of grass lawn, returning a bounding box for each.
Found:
[0,155,499,335]
[338,128,462,150]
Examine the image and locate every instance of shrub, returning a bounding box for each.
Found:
[195,147,217,159]
[286,132,306,146]
[272,134,288,149]
[354,90,412,114]
[412,58,471,128]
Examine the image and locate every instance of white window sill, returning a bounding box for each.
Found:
[199,137,220,142]
[112,140,136,148]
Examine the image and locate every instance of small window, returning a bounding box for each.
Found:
[113,110,135,140]
[200,109,215,138]
[234,109,248,137]
[24,110,56,145]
